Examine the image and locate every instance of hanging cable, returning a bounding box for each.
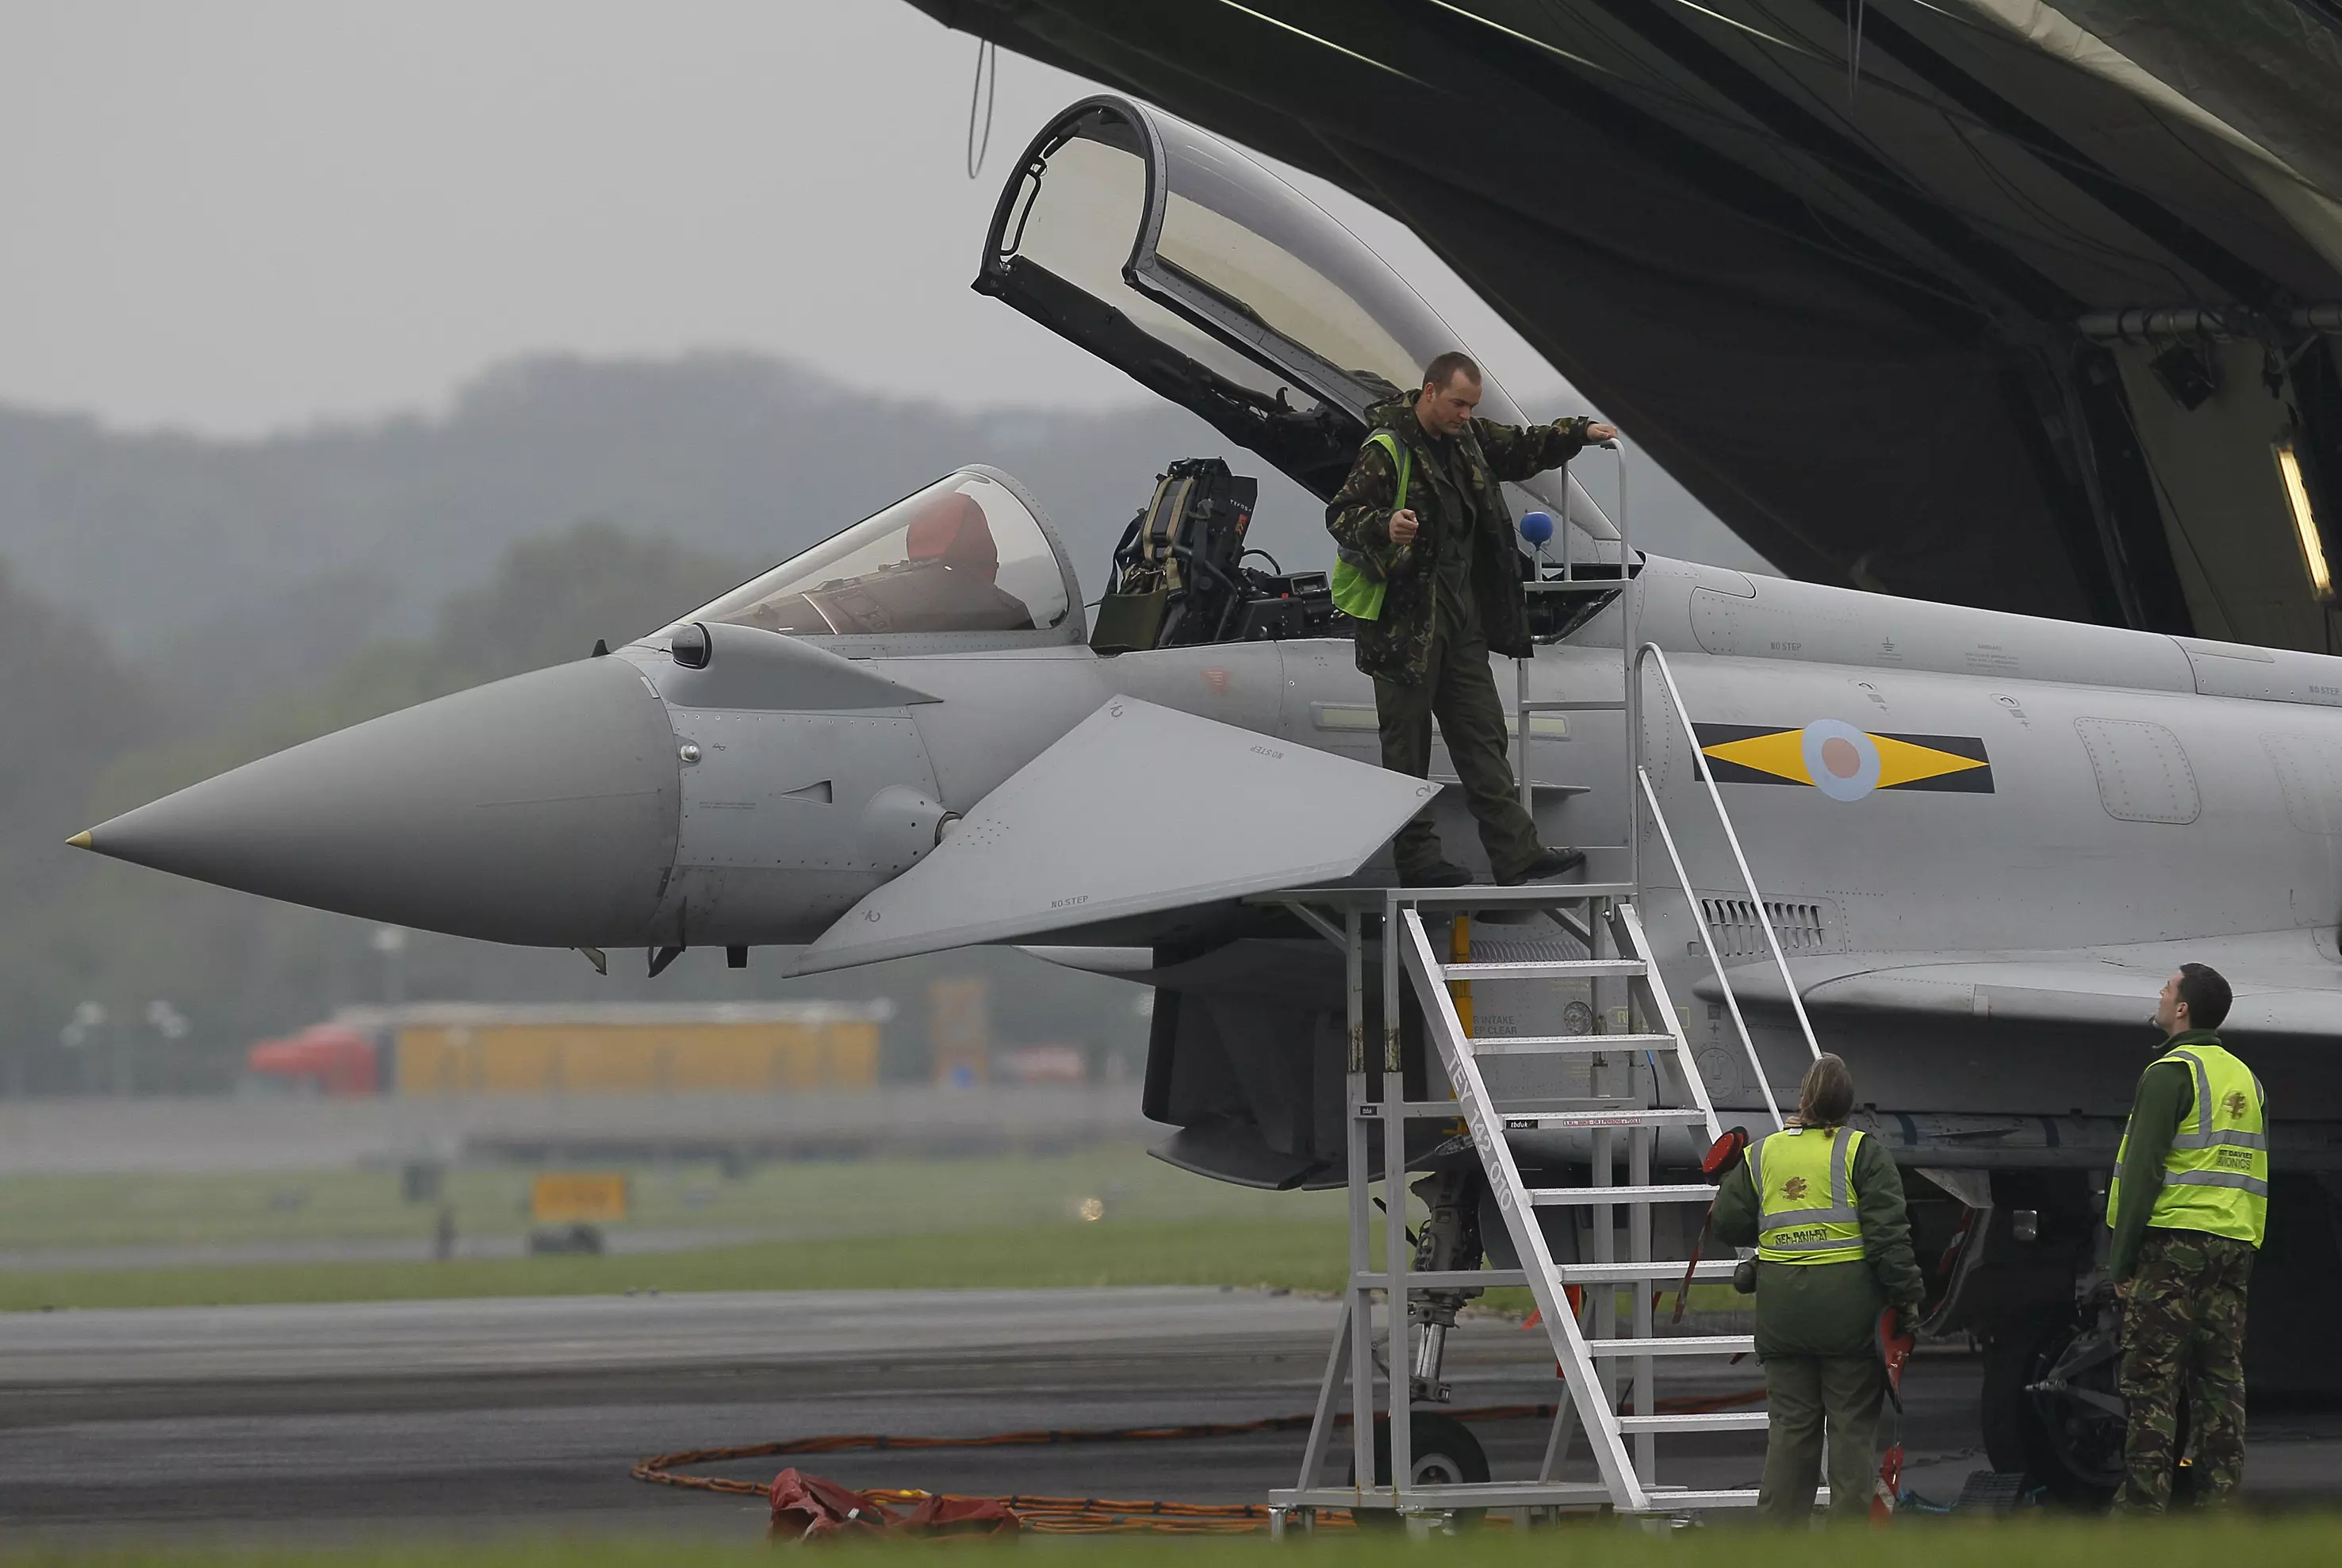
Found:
[966,38,998,181]
[1846,0,1865,103]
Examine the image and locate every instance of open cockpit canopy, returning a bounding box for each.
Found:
[673,467,1081,653]
[922,2,2342,651]
[979,95,1616,544]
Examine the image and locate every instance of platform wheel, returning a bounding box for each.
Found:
[1347,1411,1489,1529]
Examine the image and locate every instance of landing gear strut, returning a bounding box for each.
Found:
[1345,1169,1492,1528]
[1407,1168,1485,1403]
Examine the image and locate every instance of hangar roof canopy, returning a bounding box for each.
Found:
[918,0,2342,648]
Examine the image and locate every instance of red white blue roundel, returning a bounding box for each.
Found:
[1799,719,1881,802]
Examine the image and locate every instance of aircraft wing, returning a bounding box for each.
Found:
[789,696,1435,975]
[1690,929,2342,1038]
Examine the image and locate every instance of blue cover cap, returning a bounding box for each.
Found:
[1519,510,1555,546]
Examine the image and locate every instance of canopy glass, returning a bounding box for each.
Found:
[683,470,1071,638]
[979,96,1603,536]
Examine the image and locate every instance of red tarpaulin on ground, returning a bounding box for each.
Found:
[766,1468,1019,1541]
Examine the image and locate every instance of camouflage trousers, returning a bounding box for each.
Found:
[1373,612,1542,880]
[2117,1227,2255,1512]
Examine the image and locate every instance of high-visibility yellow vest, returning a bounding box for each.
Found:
[2108,1041,2268,1247]
[1748,1125,1867,1265]
[1329,431,1411,621]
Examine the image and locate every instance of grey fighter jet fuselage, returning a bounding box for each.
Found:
[79,464,2342,1198]
[76,94,2342,1497]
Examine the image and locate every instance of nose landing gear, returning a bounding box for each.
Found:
[1347,1168,1494,1528]
[1984,1298,2125,1507]
[1407,1168,1486,1405]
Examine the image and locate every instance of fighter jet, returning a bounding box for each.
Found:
[77,96,2342,1501]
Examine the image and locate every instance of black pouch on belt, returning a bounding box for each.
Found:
[1732,1256,1759,1294]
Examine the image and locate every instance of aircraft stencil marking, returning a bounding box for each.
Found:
[1696,723,1993,797]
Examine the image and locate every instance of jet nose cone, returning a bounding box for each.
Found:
[84,658,680,945]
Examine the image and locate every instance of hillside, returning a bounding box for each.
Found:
[0,351,1767,671]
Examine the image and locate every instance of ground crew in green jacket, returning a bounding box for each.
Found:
[1714,1053,1926,1524]
[2106,962,2265,1513]
[1324,351,1614,888]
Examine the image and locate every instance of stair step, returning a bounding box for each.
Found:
[1523,580,1624,594]
[1584,1336,1754,1357]
[1498,1108,1711,1130]
[1554,1259,1739,1283]
[1528,1183,1717,1206]
[1616,1411,1771,1432]
[1517,698,1626,711]
[1445,957,1644,980]
[1355,1268,1528,1290]
[1397,880,1635,907]
[1470,1032,1673,1056]
[1277,1480,1619,1511]
[1634,1488,1765,1511]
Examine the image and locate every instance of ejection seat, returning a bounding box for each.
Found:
[1089,458,1340,654]
[1091,458,1256,652]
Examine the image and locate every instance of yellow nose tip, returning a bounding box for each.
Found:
[67,830,92,849]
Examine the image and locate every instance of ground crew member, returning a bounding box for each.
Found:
[1324,352,1614,888]
[1715,1053,1926,1524]
[2107,963,2264,1512]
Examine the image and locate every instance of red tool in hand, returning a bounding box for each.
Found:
[1872,1305,1918,1521]
[1672,1126,1750,1325]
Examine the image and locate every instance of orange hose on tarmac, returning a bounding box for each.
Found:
[631,1393,1765,1535]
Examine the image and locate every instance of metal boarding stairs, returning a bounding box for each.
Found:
[1263,451,1825,1528]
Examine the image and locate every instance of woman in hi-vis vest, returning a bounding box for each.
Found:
[1714,1054,1928,1524]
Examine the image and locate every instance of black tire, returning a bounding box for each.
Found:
[1983,1312,2124,1509]
[1347,1412,1489,1528]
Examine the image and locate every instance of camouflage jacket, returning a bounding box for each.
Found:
[1324,395,1595,684]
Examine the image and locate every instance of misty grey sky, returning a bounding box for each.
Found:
[2,0,1580,435]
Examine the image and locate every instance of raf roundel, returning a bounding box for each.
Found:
[1800,719,1882,802]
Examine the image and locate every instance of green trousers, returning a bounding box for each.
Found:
[1372,612,1541,879]
[1757,1353,1884,1524]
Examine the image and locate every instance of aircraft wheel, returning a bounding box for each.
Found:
[1347,1412,1489,1528]
[1983,1311,2124,1508]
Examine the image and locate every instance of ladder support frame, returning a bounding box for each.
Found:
[1264,447,1817,1520]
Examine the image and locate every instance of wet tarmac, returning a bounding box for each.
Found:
[0,1289,2335,1543]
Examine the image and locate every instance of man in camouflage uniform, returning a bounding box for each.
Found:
[2107,962,2266,1512]
[1325,352,1615,887]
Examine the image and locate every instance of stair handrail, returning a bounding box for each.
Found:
[1634,770,1784,1133]
[1631,642,1825,1081]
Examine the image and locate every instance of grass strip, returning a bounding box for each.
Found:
[0,1217,1351,1311]
[0,1146,1347,1252]
[6,1516,2342,1566]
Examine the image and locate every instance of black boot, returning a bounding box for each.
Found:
[1399,860,1474,888]
[1497,846,1585,886]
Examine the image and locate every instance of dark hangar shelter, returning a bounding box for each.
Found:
[914,2,2342,651]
